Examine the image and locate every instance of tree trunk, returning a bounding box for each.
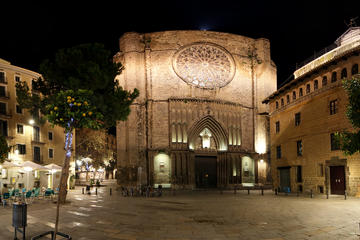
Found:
[54,128,73,239]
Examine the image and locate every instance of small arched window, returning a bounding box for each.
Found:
[292,91,296,100]
[314,80,318,90]
[352,64,359,75]
[322,76,328,86]
[331,72,337,82]
[276,101,279,109]
[286,95,290,104]
[299,88,303,97]
[306,84,311,94]
[341,68,347,79]
[281,98,284,106]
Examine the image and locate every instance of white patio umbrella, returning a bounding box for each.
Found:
[1,161,21,168]
[19,161,47,189]
[45,163,63,189]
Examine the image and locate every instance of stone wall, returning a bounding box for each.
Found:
[115,31,277,186]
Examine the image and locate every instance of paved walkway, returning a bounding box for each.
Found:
[1,185,360,240]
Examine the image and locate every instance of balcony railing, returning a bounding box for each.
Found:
[33,155,44,164]
[0,91,10,99]
[0,77,8,84]
[0,109,12,118]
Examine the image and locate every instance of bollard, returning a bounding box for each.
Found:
[326,190,329,199]
[344,191,347,200]
[96,188,97,195]
[310,189,313,198]
[275,188,278,195]
[110,188,112,196]
[247,189,250,195]
[82,188,84,194]
[261,187,264,196]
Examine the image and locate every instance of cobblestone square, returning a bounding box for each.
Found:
[1,185,360,240]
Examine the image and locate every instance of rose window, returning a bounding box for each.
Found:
[173,43,236,89]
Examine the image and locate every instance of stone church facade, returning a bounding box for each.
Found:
[115,31,277,188]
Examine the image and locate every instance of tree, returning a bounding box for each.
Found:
[338,75,360,155]
[0,135,12,164]
[16,43,138,239]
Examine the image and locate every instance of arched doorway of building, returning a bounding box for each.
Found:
[188,116,228,188]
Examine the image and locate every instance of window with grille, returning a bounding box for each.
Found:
[352,64,358,75]
[331,72,337,82]
[330,99,338,115]
[341,68,347,79]
[330,133,340,151]
[297,140,303,156]
[295,112,301,126]
[314,80,318,90]
[17,144,26,155]
[17,124,24,134]
[275,121,280,133]
[322,76,328,86]
[276,145,281,159]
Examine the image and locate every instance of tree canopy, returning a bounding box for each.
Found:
[0,135,11,164]
[339,75,360,155]
[17,43,139,128]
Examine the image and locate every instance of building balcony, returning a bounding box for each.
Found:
[33,155,44,164]
[32,136,46,144]
[0,109,12,119]
[0,91,10,100]
[0,77,8,84]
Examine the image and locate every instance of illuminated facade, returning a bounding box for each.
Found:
[0,59,72,189]
[263,27,360,195]
[115,31,277,188]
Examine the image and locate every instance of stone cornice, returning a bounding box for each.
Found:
[0,62,41,78]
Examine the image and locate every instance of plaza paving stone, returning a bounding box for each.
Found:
[1,186,360,239]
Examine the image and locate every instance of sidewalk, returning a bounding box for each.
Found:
[1,186,360,239]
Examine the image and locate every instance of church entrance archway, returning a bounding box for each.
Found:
[195,155,217,188]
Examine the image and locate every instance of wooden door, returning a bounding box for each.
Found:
[330,166,345,195]
[279,167,291,192]
[195,156,217,188]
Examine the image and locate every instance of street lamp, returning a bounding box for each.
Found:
[29,119,35,125]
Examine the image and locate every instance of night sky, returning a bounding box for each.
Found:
[1,1,360,86]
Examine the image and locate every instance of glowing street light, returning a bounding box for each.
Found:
[29,119,35,125]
